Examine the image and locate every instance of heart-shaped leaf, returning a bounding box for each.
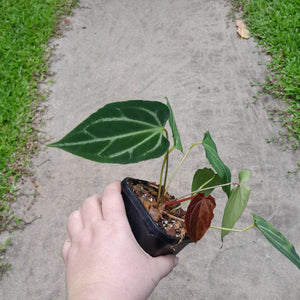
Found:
[185,193,216,242]
[221,183,251,241]
[253,214,300,269]
[192,168,221,196]
[48,100,170,164]
[165,97,183,152]
[202,131,231,197]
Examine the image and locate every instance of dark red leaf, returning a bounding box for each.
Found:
[185,193,216,242]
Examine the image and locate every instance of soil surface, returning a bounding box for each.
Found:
[128,179,186,239]
[1,1,299,299]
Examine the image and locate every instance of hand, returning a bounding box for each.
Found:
[62,181,178,300]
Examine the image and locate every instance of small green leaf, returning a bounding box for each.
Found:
[48,100,170,164]
[253,214,300,269]
[165,97,183,152]
[202,131,231,196]
[239,169,251,184]
[192,168,221,196]
[221,184,251,240]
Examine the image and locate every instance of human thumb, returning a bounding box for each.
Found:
[151,255,179,280]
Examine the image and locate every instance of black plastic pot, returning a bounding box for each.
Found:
[121,177,192,257]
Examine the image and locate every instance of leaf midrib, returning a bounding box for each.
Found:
[92,115,162,128]
[54,127,164,147]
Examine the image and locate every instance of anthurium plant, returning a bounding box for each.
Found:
[49,98,300,269]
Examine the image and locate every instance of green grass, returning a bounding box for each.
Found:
[0,238,11,280]
[235,0,300,149]
[0,0,77,276]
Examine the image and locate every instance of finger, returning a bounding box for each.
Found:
[150,255,179,281]
[62,238,71,263]
[80,194,103,226]
[101,181,127,223]
[67,210,83,238]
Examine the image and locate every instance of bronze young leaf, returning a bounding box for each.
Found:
[185,193,216,242]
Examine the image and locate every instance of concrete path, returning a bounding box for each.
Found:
[1,0,299,299]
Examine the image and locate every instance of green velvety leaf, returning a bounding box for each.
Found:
[165,97,183,152]
[221,184,251,240]
[48,100,170,164]
[239,169,251,184]
[192,168,221,196]
[202,131,231,196]
[253,214,300,269]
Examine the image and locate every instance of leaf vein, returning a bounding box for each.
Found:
[108,131,161,158]
[56,128,162,147]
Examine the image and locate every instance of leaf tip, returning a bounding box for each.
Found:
[219,241,224,249]
[239,169,252,184]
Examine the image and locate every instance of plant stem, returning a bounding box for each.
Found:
[210,223,255,233]
[158,152,168,203]
[165,182,238,207]
[181,182,239,200]
[164,212,185,222]
[158,129,170,203]
[165,194,196,207]
[162,149,169,200]
[164,141,203,196]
